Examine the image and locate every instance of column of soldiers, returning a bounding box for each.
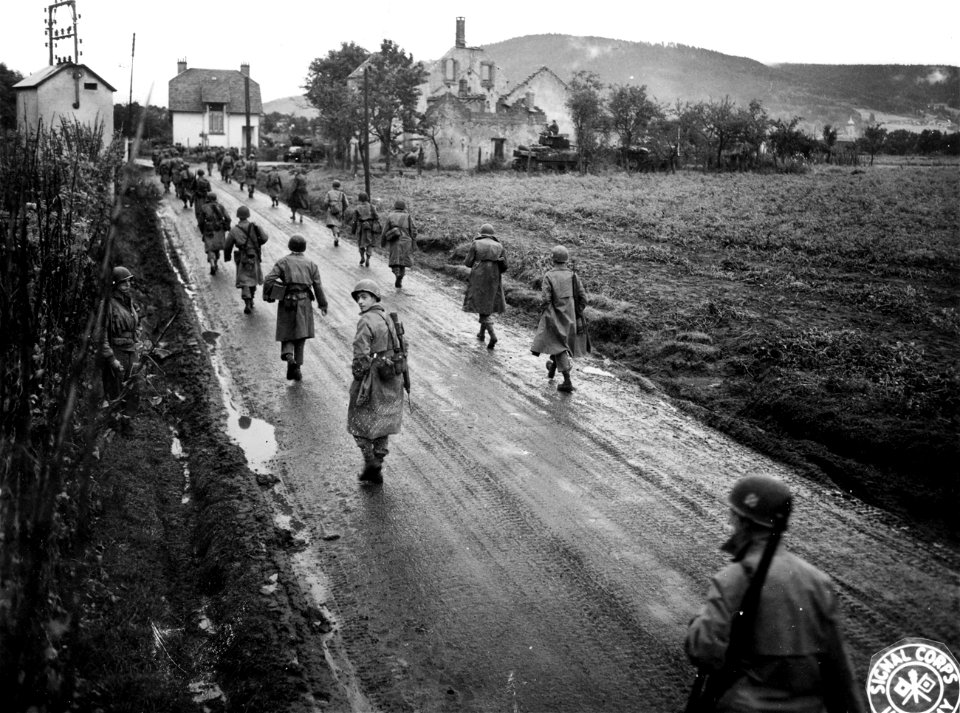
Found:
[143,157,868,710]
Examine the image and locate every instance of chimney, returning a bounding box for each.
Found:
[177,58,187,74]
[240,62,250,77]
[456,17,465,49]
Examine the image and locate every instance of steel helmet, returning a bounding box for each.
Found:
[551,245,569,263]
[351,279,382,302]
[479,223,495,236]
[236,205,250,219]
[288,234,307,252]
[728,475,792,530]
[112,266,134,284]
[332,180,341,188]
[393,199,406,211]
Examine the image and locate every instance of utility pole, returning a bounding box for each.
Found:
[244,74,251,157]
[127,33,135,137]
[45,1,81,66]
[363,67,371,199]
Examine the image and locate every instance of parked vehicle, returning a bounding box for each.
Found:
[284,146,305,162]
[513,133,580,172]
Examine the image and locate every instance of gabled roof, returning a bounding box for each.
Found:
[504,66,567,101]
[169,68,263,113]
[14,63,117,92]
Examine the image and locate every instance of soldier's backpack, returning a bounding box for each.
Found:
[237,222,264,262]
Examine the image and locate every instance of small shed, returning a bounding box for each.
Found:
[14,62,116,139]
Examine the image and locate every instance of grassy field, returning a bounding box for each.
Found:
[273,163,959,540]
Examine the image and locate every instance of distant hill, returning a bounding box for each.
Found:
[262,95,318,118]
[480,34,960,132]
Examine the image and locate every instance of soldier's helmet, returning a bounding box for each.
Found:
[479,223,495,236]
[197,169,205,176]
[728,475,792,530]
[206,192,218,202]
[112,266,134,285]
[351,279,382,302]
[551,245,569,263]
[288,234,307,252]
[332,180,341,188]
[393,199,406,211]
[358,192,369,202]
[236,206,250,219]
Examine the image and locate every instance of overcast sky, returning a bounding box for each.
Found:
[3,0,958,106]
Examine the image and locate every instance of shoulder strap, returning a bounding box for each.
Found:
[374,311,398,352]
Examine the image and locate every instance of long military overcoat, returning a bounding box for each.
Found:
[462,235,507,314]
[530,266,589,357]
[224,220,268,288]
[347,304,404,440]
[351,202,380,249]
[381,210,417,267]
[263,252,327,341]
[323,188,348,228]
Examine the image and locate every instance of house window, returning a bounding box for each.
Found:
[444,59,456,81]
[208,103,225,135]
[83,82,98,90]
[480,63,494,87]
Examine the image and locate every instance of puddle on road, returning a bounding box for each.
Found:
[582,366,617,378]
[224,406,277,475]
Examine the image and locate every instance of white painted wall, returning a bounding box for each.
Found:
[16,69,114,141]
[172,110,260,150]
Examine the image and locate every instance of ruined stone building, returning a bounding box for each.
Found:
[347,17,572,169]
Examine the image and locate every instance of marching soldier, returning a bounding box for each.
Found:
[288,168,309,223]
[224,205,268,313]
[198,192,230,275]
[323,179,348,247]
[101,266,142,434]
[158,152,174,193]
[244,154,259,199]
[235,155,247,192]
[193,169,211,222]
[530,245,589,392]
[350,192,379,266]
[265,166,283,208]
[204,147,217,176]
[380,199,417,288]
[347,279,406,484]
[463,223,507,349]
[219,151,235,184]
[262,235,328,380]
[177,161,195,209]
[685,475,865,713]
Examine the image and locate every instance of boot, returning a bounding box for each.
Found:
[557,371,576,392]
[283,353,295,380]
[546,359,556,379]
[360,252,366,266]
[291,364,302,381]
[243,298,253,314]
[364,252,370,267]
[476,324,486,341]
[359,446,383,483]
[486,325,498,350]
[394,272,402,288]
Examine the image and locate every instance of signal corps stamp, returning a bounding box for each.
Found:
[867,638,959,713]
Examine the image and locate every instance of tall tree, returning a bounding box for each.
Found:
[822,124,838,163]
[0,63,24,131]
[304,42,370,166]
[363,39,427,172]
[607,84,663,167]
[565,71,607,174]
[860,124,887,165]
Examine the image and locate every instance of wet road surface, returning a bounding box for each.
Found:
[156,173,959,712]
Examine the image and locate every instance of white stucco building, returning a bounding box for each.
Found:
[14,63,115,139]
[168,60,262,150]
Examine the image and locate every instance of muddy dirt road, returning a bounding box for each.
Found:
[157,174,958,712]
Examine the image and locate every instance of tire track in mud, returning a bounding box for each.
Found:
[159,173,958,712]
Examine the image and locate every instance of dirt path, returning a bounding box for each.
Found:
[158,173,958,712]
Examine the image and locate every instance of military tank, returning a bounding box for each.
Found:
[513,133,580,172]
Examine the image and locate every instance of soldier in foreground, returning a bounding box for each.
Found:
[347,279,407,484]
[685,475,865,713]
[101,266,142,434]
[262,235,328,380]
[381,199,417,288]
[323,179,348,247]
[224,206,268,313]
[530,245,589,392]
[197,192,230,275]
[350,192,380,266]
[462,223,507,349]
